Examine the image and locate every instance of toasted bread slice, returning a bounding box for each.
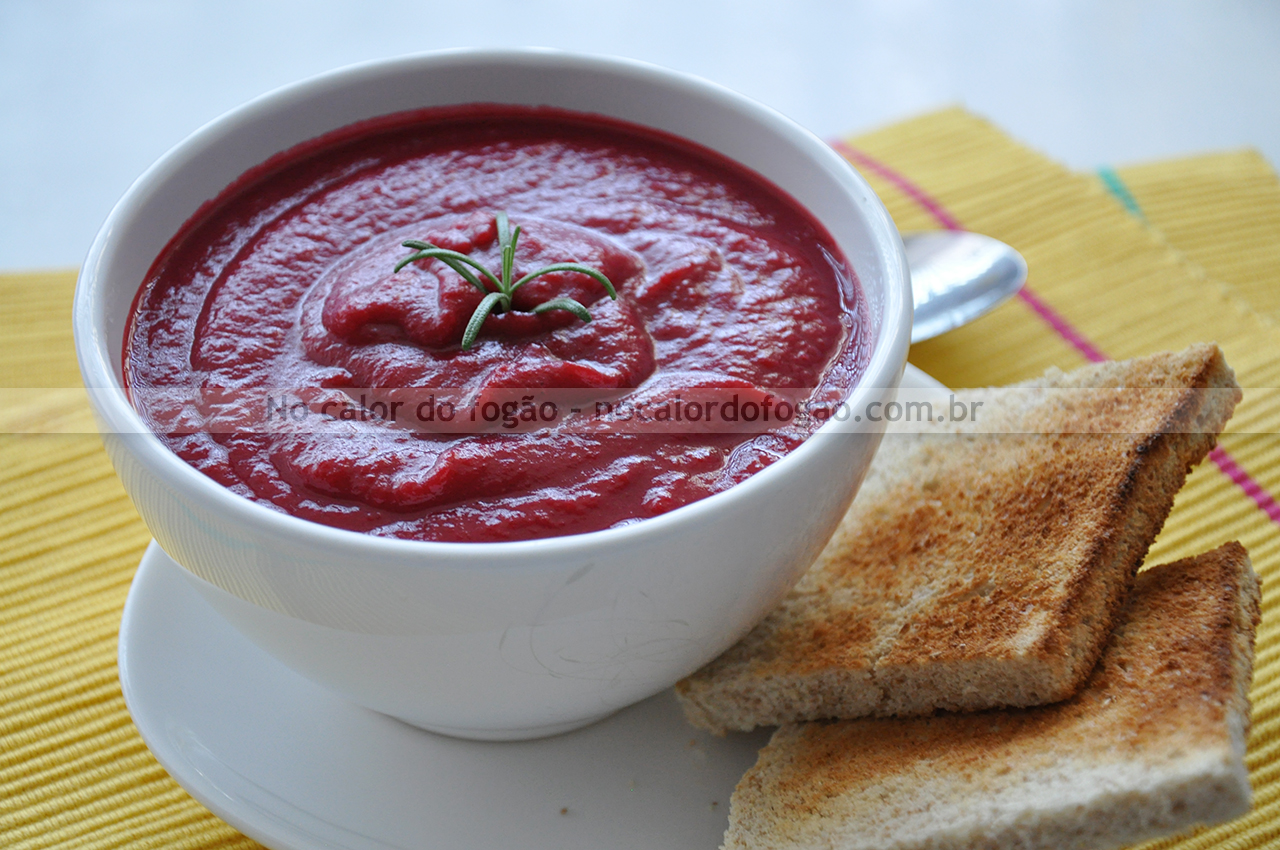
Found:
[723,542,1260,850]
[677,344,1241,733]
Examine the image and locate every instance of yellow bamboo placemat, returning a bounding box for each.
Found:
[2,108,1278,848]
[1105,151,1280,325]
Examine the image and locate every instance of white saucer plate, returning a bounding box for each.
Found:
[118,365,945,850]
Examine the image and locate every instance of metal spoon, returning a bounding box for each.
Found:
[904,231,1028,343]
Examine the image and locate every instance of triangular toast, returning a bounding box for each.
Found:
[677,344,1241,733]
[722,542,1259,850]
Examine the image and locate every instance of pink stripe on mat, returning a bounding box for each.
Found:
[831,138,1280,526]
[830,140,966,231]
[1212,446,1280,525]
[830,139,1107,359]
[1014,287,1109,364]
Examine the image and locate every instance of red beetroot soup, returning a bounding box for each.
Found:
[124,106,872,542]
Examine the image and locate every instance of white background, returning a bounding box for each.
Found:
[3,0,1278,271]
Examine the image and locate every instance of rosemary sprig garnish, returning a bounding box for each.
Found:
[394,211,617,350]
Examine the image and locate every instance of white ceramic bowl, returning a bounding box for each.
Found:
[74,49,910,740]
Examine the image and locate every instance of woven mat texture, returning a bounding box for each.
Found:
[2,108,1279,848]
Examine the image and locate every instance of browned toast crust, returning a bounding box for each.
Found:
[723,542,1260,850]
[677,345,1241,733]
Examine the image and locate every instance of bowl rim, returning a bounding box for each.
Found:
[73,47,911,564]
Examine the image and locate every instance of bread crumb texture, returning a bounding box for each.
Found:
[724,542,1260,850]
[677,345,1241,734]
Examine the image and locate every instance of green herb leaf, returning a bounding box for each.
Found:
[395,211,618,350]
[462,291,507,350]
[495,211,516,289]
[511,262,617,298]
[531,296,592,323]
[394,244,500,294]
